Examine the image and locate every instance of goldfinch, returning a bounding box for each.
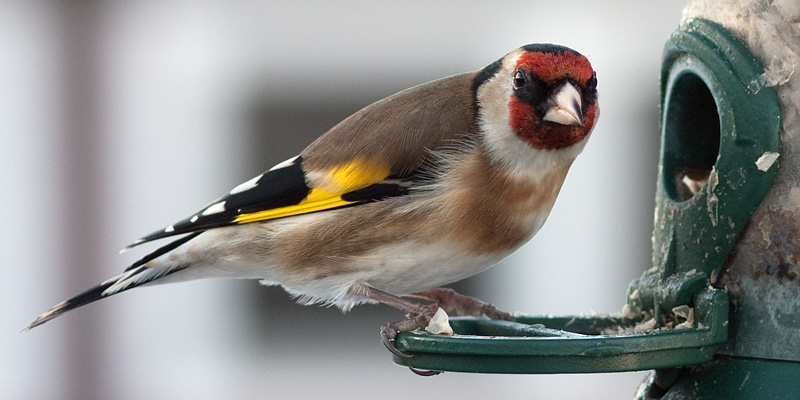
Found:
[28,44,599,355]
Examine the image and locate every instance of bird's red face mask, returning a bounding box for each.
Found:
[509,50,598,151]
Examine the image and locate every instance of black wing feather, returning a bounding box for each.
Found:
[125,156,410,249]
[125,157,311,249]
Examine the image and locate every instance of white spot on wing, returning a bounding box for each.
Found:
[269,155,298,171]
[190,215,199,223]
[201,201,226,216]
[164,225,175,233]
[230,174,262,194]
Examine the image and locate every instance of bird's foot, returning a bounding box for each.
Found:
[413,287,514,322]
[379,302,443,376]
[380,302,439,357]
[361,284,512,377]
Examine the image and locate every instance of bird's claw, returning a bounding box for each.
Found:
[380,324,411,358]
[381,322,442,376]
[380,318,422,358]
[380,303,440,358]
[409,367,441,376]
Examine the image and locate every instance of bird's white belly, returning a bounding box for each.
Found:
[361,241,509,294]
[273,239,511,309]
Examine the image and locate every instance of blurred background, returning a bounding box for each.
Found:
[2,1,685,399]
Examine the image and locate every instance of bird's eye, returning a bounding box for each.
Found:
[513,70,527,89]
[586,72,597,90]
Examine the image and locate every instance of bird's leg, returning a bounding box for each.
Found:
[359,285,513,350]
[358,286,439,357]
[358,285,444,376]
[359,286,513,377]
[411,287,514,321]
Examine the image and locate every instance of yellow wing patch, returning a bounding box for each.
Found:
[233,159,390,224]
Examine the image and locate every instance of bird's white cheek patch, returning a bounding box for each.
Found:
[475,50,541,176]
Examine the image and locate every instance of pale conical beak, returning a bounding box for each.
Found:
[543,82,584,126]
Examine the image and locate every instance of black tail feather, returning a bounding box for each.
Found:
[25,232,202,330]
[24,279,118,330]
[124,231,202,272]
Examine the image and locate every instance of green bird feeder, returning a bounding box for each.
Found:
[391,16,796,397]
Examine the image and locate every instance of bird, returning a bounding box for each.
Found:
[27,43,599,360]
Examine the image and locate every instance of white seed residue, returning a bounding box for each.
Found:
[748,57,795,93]
[709,269,719,284]
[706,167,719,227]
[759,214,774,248]
[511,311,530,318]
[681,174,706,197]
[672,305,695,330]
[621,304,633,318]
[755,151,780,172]
[425,308,454,335]
[634,318,656,333]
